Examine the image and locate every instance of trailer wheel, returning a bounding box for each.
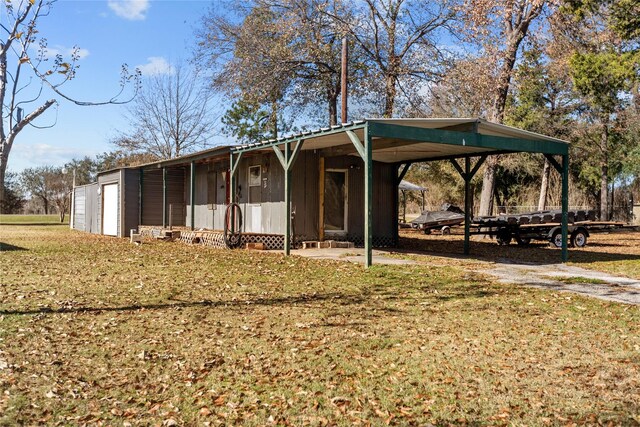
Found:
[496,228,512,245]
[441,226,451,236]
[571,228,588,248]
[550,229,563,248]
[515,235,531,246]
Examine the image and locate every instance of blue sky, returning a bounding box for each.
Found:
[9,0,225,174]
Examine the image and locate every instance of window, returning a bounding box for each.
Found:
[248,165,262,204]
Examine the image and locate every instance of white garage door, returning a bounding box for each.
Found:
[102,183,118,236]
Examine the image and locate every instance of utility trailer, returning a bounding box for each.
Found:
[471,210,625,248]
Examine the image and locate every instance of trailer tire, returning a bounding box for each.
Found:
[496,228,512,245]
[550,228,563,248]
[516,235,531,246]
[441,226,451,236]
[571,228,588,248]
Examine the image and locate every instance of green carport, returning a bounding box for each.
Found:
[229,118,570,267]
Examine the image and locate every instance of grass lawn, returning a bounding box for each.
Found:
[0,214,67,225]
[1,219,639,425]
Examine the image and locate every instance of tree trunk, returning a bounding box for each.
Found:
[478,156,498,216]
[383,73,397,118]
[43,198,49,215]
[538,158,551,211]
[0,151,6,206]
[59,210,65,223]
[478,20,533,216]
[600,123,609,220]
[270,99,278,138]
[327,82,338,126]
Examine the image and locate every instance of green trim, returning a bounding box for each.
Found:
[288,139,304,168]
[470,155,487,178]
[230,152,243,177]
[397,162,412,186]
[190,161,195,231]
[231,123,366,154]
[464,157,471,256]
[561,154,569,262]
[364,126,373,267]
[284,143,292,255]
[544,154,563,173]
[346,130,365,159]
[368,122,568,155]
[449,158,464,177]
[272,145,287,169]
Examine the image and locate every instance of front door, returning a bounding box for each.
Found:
[323,169,348,234]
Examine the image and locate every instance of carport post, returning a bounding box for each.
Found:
[464,157,471,255]
[284,142,292,255]
[365,126,373,267]
[162,167,167,228]
[273,140,304,256]
[561,154,569,262]
[190,161,195,231]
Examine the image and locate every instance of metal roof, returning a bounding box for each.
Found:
[232,118,569,163]
[97,117,569,175]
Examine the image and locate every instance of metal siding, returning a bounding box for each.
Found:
[323,156,395,240]
[123,169,140,237]
[189,163,228,230]
[86,183,99,234]
[141,169,163,225]
[292,151,319,239]
[374,162,396,238]
[73,187,86,231]
[167,168,186,227]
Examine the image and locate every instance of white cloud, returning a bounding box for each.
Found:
[136,56,175,76]
[43,45,90,60]
[107,0,150,21]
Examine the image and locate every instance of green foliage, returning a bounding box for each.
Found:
[221,98,274,144]
[563,0,640,40]
[569,51,638,115]
[506,46,576,138]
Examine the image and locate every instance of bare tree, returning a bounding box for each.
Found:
[20,165,72,221]
[0,0,139,204]
[458,0,549,216]
[196,0,361,129]
[113,64,216,159]
[327,0,457,117]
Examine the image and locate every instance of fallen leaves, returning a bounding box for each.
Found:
[0,223,639,425]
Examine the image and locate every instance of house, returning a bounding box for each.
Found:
[72,118,571,265]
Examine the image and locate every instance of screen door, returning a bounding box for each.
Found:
[323,170,347,233]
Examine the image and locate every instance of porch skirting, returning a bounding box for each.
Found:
[138,226,285,250]
[137,226,396,250]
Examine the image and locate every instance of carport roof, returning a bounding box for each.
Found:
[232,118,569,162]
[105,117,568,173]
